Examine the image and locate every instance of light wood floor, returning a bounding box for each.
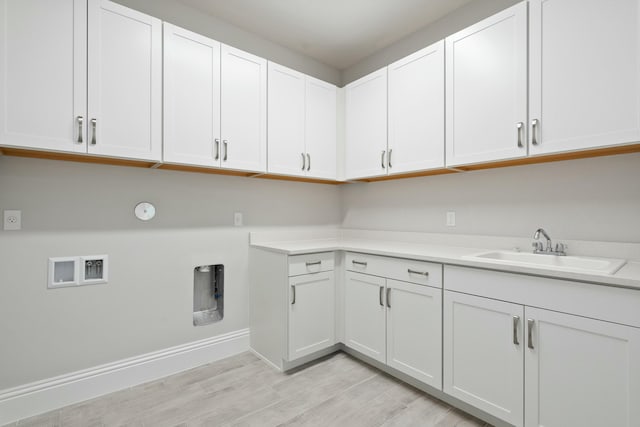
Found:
[7,351,491,427]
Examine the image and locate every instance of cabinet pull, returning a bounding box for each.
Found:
[388,148,393,168]
[214,139,220,160]
[527,319,535,349]
[291,285,296,305]
[352,260,367,267]
[407,269,429,277]
[381,150,386,169]
[513,315,520,345]
[386,288,391,308]
[301,152,306,171]
[306,153,311,171]
[379,286,384,306]
[516,122,524,148]
[531,119,539,145]
[223,140,228,161]
[90,118,97,145]
[305,261,321,267]
[76,116,84,144]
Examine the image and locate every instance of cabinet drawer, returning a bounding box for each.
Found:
[288,252,334,276]
[345,252,442,288]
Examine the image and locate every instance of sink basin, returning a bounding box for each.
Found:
[463,251,626,275]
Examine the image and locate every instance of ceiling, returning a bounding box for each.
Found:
[178,0,474,69]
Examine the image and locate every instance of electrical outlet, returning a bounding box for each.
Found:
[446,211,456,227]
[3,210,21,230]
[234,212,243,227]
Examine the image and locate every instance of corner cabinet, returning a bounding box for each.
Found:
[388,40,445,174]
[249,248,335,370]
[344,253,443,389]
[445,2,527,167]
[528,0,640,155]
[267,62,336,179]
[444,265,640,427]
[0,0,162,161]
[344,68,388,180]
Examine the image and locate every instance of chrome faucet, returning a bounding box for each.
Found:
[532,228,567,256]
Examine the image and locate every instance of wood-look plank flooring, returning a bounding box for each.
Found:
[7,351,491,427]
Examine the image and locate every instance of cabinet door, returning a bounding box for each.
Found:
[344,271,386,363]
[444,291,524,427]
[525,307,640,427]
[305,76,337,180]
[87,0,161,161]
[288,271,335,361]
[163,23,221,167]
[0,0,87,153]
[388,41,444,174]
[445,2,527,167]
[529,0,640,155]
[267,62,305,176]
[386,280,442,389]
[220,44,267,173]
[345,68,388,180]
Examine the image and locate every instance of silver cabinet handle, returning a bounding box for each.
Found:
[379,286,384,306]
[291,285,296,305]
[388,148,393,168]
[76,116,84,144]
[516,122,524,148]
[352,260,367,267]
[513,315,520,345]
[301,153,306,171]
[305,261,321,267]
[386,288,391,308]
[223,140,228,161]
[527,319,535,349]
[306,153,311,171]
[531,119,539,145]
[90,118,97,145]
[381,150,386,169]
[407,269,429,277]
[214,139,220,160]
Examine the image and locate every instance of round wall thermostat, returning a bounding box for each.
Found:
[134,202,156,221]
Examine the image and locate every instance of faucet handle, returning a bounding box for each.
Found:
[532,241,543,252]
[555,242,567,254]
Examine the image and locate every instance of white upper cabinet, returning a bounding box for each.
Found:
[0,0,87,153]
[87,0,161,161]
[304,76,337,180]
[163,23,221,167]
[446,2,527,167]
[267,62,306,176]
[388,41,445,174]
[267,63,336,180]
[529,0,640,155]
[345,68,388,180]
[220,44,267,173]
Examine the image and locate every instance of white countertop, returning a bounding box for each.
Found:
[250,236,640,290]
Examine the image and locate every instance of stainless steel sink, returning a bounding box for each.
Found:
[463,251,626,275]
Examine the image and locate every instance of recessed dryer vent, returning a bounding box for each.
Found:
[193,264,224,326]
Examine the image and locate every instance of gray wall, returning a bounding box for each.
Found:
[0,156,341,389]
[113,0,342,86]
[341,153,640,243]
[341,0,519,85]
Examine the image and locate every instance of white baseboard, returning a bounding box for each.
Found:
[0,328,249,425]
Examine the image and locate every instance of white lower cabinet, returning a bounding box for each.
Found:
[444,291,524,426]
[524,307,640,427]
[444,265,640,427]
[288,271,335,360]
[344,255,443,390]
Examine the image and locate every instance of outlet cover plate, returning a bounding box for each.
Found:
[3,210,21,230]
